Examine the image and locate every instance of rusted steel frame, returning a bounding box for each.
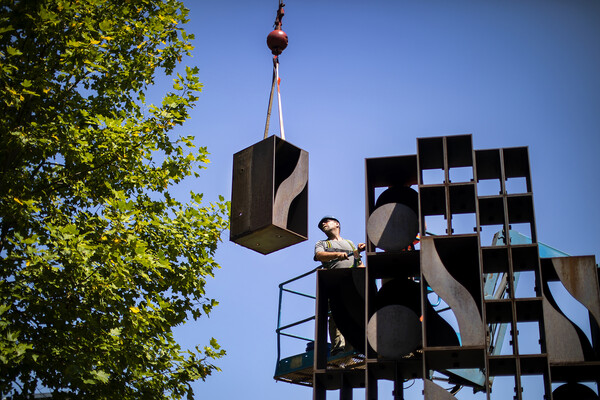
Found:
[313,269,329,400]
[499,148,525,399]
[365,260,378,400]
[340,374,353,400]
[420,237,485,347]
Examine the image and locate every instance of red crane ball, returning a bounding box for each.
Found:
[267,29,288,56]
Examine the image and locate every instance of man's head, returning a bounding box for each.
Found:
[318,215,340,233]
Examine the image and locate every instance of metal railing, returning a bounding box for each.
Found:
[275,267,319,368]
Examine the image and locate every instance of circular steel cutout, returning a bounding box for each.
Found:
[367,305,421,359]
[367,203,418,251]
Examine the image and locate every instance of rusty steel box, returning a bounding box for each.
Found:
[230,136,308,254]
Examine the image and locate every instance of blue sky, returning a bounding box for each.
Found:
[168,1,600,398]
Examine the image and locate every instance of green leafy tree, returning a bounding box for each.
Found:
[0,1,228,398]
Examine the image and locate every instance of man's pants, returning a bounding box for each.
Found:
[329,315,346,352]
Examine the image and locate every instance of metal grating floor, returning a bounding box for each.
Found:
[275,351,366,387]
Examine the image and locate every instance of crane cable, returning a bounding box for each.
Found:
[264,1,288,140]
[264,56,284,140]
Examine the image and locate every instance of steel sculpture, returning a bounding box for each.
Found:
[274,134,599,399]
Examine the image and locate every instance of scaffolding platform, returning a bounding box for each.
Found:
[274,350,366,387]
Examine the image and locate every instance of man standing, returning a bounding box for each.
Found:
[314,215,366,354]
[314,215,366,269]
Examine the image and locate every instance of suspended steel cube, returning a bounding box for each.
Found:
[230,136,308,255]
